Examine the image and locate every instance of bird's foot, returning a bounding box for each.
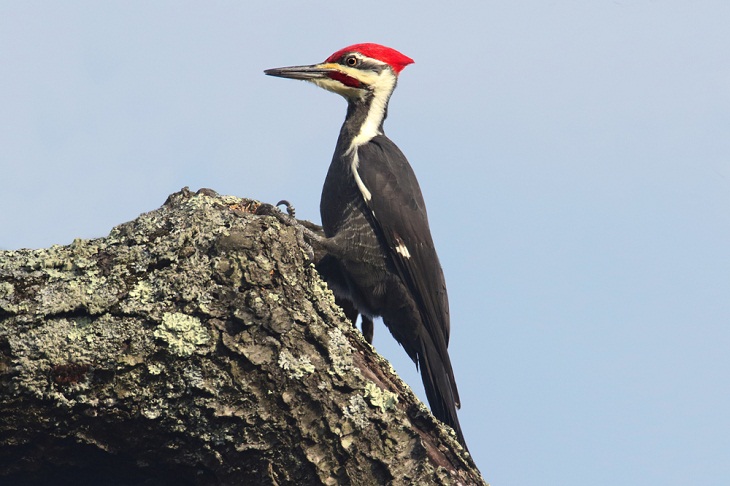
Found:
[255,202,321,261]
[254,202,297,226]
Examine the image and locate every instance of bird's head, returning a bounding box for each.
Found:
[264,43,414,100]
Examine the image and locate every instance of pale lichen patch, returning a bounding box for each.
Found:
[343,394,370,430]
[154,312,210,357]
[363,382,398,412]
[327,327,355,377]
[278,349,315,379]
[129,280,154,304]
[0,281,12,296]
[141,399,165,420]
[66,317,94,344]
[147,362,164,375]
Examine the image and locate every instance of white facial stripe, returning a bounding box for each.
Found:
[311,77,362,98]
[350,68,396,148]
[316,60,397,149]
[333,64,382,86]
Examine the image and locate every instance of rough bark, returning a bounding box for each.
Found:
[0,188,485,485]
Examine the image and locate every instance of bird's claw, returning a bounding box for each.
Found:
[254,203,288,222]
[276,200,296,217]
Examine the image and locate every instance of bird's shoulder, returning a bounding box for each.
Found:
[357,135,428,220]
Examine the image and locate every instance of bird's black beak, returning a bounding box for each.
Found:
[264,64,331,81]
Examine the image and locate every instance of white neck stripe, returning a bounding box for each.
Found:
[349,147,372,202]
[349,68,396,150]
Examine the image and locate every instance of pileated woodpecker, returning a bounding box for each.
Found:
[265,43,466,448]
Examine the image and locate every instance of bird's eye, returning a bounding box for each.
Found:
[345,55,358,67]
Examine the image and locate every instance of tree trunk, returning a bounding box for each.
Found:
[0,188,485,485]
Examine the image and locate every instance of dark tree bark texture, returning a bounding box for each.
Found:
[0,188,485,485]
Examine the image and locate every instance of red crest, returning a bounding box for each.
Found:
[325,43,414,74]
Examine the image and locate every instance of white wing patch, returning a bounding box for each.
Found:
[393,234,411,259]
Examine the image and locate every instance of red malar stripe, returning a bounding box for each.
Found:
[328,71,362,88]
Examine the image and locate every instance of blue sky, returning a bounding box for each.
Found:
[2,2,729,484]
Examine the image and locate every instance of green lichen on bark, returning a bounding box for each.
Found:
[277,349,315,379]
[155,312,211,357]
[0,187,484,485]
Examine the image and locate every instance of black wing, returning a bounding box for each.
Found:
[357,135,460,408]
